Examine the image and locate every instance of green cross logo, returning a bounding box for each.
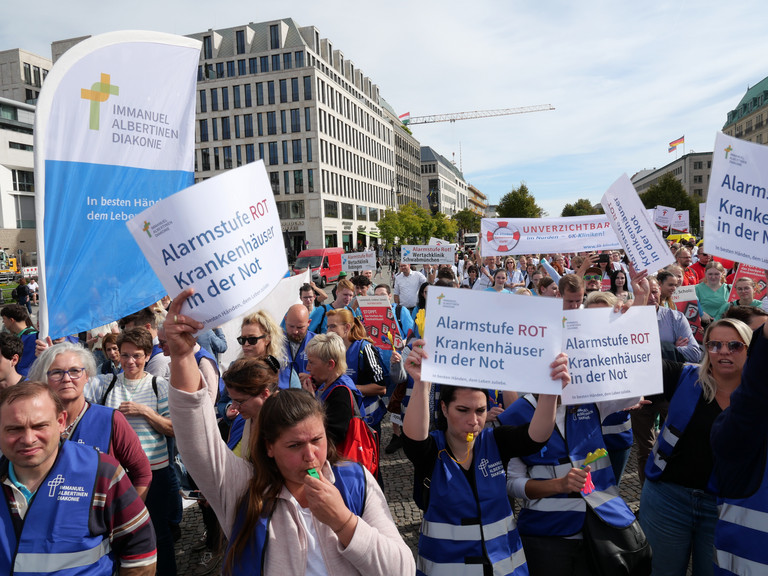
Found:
[142,221,152,238]
[81,73,119,130]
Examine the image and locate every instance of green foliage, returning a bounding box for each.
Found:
[497,182,545,218]
[561,198,601,217]
[375,209,402,247]
[452,208,481,233]
[373,203,459,245]
[639,173,699,232]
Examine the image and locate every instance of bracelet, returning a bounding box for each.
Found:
[332,511,355,534]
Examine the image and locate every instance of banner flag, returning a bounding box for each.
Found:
[653,205,675,231]
[671,210,690,233]
[34,31,201,338]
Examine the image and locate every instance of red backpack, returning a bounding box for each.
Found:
[335,385,379,478]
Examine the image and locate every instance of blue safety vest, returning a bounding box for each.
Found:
[345,340,387,427]
[194,346,225,394]
[714,450,768,575]
[227,462,367,576]
[418,428,527,576]
[278,332,315,390]
[645,365,702,482]
[317,374,363,411]
[601,410,633,451]
[68,403,114,453]
[499,395,636,537]
[0,442,114,576]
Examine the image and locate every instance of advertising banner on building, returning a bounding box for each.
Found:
[356,295,403,351]
[481,215,621,256]
[127,162,287,333]
[671,210,690,233]
[341,251,376,273]
[705,132,768,268]
[601,174,674,273]
[34,31,201,338]
[400,245,454,265]
[653,205,676,231]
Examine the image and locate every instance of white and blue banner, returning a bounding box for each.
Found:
[34,31,201,338]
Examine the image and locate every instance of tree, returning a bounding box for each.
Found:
[497,182,545,218]
[452,208,481,236]
[433,212,458,242]
[375,209,402,247]
[561,198,601,217]
[639,173,699,232]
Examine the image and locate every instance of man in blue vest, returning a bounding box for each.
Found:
[280,304,315,389]
[0,382,157,575]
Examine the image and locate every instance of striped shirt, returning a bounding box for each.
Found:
[95,373,171,469]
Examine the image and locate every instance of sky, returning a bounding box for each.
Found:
[4,0,768,216]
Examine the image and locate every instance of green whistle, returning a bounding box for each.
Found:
[307,468,320,479]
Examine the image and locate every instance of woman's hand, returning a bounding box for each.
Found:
[550,352,570,390]
[164,289,204,357]
[629,266,650,306]
[560,466,590,493]
[404,340,427,383]
[303,473,358,535]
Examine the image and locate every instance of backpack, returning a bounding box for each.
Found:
[334,385,380,478]
[100,374,158,405]
[11,287,18,300]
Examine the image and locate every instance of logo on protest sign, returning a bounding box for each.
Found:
[485,221,521,252]
[142,221,151,237]
[724,145,732,159]
[81,73,119,130]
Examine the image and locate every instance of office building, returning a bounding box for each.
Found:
[723,75,768,145]
[420,145,468,216]
[631,151,713,201]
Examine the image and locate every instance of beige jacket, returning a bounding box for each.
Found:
[169,386,415,575]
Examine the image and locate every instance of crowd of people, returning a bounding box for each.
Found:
[0,235,767,575]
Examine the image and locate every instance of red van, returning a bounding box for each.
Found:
[292,247,345,287]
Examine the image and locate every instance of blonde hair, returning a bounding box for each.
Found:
[705,261,726,285]
[584,291,618,308]
[305,333,347,375]
[514,288,532,296]
[241,310,287,367]
[698,318,752,402]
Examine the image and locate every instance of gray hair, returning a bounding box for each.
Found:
[28,341,98,383]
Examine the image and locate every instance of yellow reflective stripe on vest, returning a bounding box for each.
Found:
[719,502,768,533]
[421,515,515,541]
[715,548,768,574]
[15,538,111,573]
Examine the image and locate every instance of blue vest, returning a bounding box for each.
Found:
[227,462,367,576]
[317,374,363,411]
[418,428,527,576]
[646,365,702,482]
[68,404,114,453]
[194,346,225,394]
[601,410,633,451]
[227,416,246,451]
[278,332,315,390]
[0,442,114,576]
[308,303,353,334]
[345,340,387,427]
[714,450,768,575]
[500,395,636,537]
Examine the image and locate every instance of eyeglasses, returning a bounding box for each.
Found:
[230,396,254,409]
[583,275,601,281]
[47,367,86,382]
[120,353,146,362]
[237,335,267,346]
[705,340,746,353]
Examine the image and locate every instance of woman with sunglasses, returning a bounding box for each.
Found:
[28,341,152,499]
[238,310,287,366]
[639,318,753,576]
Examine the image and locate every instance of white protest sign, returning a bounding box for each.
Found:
[601,174,675,273]
[705,132,768,269]
[481,215,620,256]
[561,306,662,405]
[653,205,675,231]
[429,237,449,245]
[671,210,690,233]
[127,161,287,331]
[700,203,706,229]
[421,287,563,393]
[401,244,454,265]
[342,251,376,272]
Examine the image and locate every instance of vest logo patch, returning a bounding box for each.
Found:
[48,475,89,502]
[47,474,65,497]
[478,458,505,478]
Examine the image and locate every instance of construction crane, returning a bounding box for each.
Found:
[401,104,554,125]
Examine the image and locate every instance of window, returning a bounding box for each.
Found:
[283,53,292,70]
[236,30,246,54]
[270,24,280,49]
[325,233,338,248]
[203,36,212,59]
[201,149,210,171]
[12,169,34,192]
[233,85,241,108]
[694,189,703,197]
[205,64,214,79]
[223,146,232,169]
[324,200,339,218]
[14,195,35,229]
[33,66,41,87]
[292,139,302,163]
[260,56,269,73]
[236,145,242,167]
[357,205,367,220]
[8,142,33,151]
[295,51,305,67]
[280,79,288,103]
[23,63,32,84]
[294,170,304,193]
[216,62,224,78]
[272,54,281,72]
[291,78,300,102]
[221,117,231,140]
[306,138,313,162]
[369,207,379,222]
[212,118,219,141]
[197,66,203,81]
[270,172,280,194]
[214,148,220,170]
[282,141,289,164]
[246,144,255,163]
[199,90,207,113]
[238,59,246,76]
[693,161,703,169]
[305,108,312,131]
[268,81,275,105]
[342,203,354,219]
[234,116,241,138]
[693,175,703,184]
[267,112,276,135]
[256,83,264,106]
[304,76,312,100]
[258,143,264,160]
[276,200,305,219]
[244,84,252,107]
[211,88,219,111]
[227,61,236,77]
[290,109,301,132]
[222,87,229,110]
[308,169,314,193]
[199,119,209,142]
[268,142,278,165]
[244,114,254,138]
[283,171,291,194]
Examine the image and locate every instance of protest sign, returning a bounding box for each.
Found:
[700,203,706,229]
[671,210,690,233]
[34,31,200,338]
[429,237,450,245]
[727,264,767,302]
[672,286,704,343]
[481,215,620,256]
[401,244,454,265]
[601,174,675,273]
[561,307,662,405]
[705,132,768,268]
[356,295,403,351]
[127,161,286,332]
[653,205,675,231]
[342,251,376,272]
[421,287,563,392]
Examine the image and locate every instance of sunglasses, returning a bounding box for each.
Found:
[705,340,746,353]
[237,335,267,346]
[583,274,601,281]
